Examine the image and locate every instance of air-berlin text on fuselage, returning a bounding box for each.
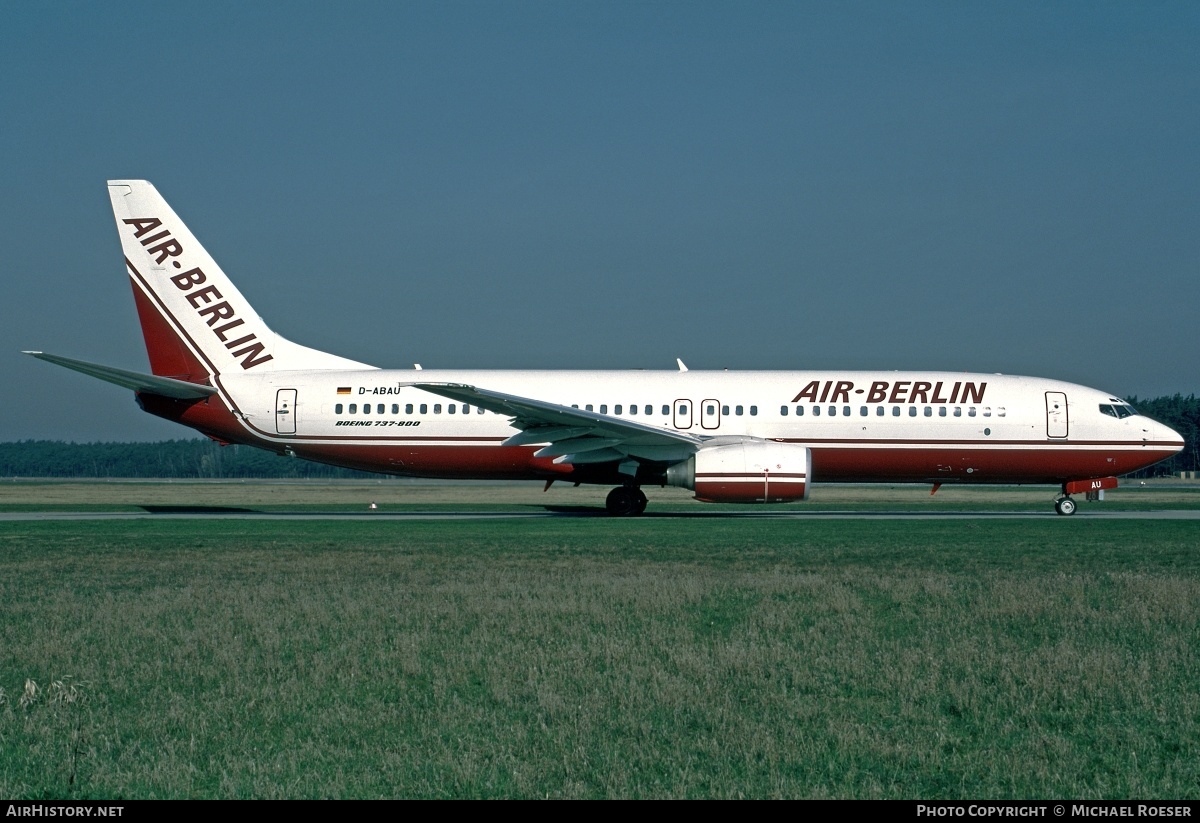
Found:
[791,379,987,405]
[122,218,273,370]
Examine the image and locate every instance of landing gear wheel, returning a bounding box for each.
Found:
[1054,496,1077,516]
[606,486,644,517]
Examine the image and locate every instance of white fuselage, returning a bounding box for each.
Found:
[192,368,1181,486]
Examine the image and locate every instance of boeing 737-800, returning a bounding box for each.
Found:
[25,181,1184,515]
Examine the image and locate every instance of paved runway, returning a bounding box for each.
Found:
[3,509,1199,521]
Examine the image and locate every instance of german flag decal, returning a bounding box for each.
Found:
[337,387,352,395]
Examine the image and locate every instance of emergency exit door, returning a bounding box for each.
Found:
[673,399,693,430]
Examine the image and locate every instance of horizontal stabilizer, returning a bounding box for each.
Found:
[23,352,218,400]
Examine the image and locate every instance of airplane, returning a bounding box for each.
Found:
[25,180,1185,516]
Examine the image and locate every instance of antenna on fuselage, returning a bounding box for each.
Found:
[676,358,688,372]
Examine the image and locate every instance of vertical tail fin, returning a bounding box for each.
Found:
[109,180,372,379]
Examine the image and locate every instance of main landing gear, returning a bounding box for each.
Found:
[1054,496,1077,516]
[606,485,648,516]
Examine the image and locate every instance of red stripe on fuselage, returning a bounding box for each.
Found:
[808,444,1176,483]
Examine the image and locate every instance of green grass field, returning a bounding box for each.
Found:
[1,483,1198,798]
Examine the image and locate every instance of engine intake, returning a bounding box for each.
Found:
[667,442,811,503]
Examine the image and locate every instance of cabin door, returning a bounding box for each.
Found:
[1045,391,1068,439]
[701,399,721,430]
[276,389,297,435]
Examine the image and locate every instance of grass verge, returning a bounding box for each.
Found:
[1,518,1198,798]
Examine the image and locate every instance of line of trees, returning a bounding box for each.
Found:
[0,394,1195,478]
[1124,394,1200,477]
[0,439,376,479]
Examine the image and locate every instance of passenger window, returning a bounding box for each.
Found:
[377,404,384,414]
[420,404,427,414]
[876,407,884,417]
[586,404,594,412]
[615,405,623,415]
[434,404,442,414]
[677,404,687,415]
[735,405,744,416]
[860,406,867,416]
[938,407,946,417]
[448,404,456,414]
[629,404,637,415]
[406,404,413,414]
[780,406,788,416]
[909,406,917,417]
[892,406,900,417]
[363,404,370,414]
[599,405,607,414]
[350,404,357,414]
[796,406,805,416]
[983,407,991,417]
[842,406,850,416]
[924,407,932,417]
[335,404,343,414]
[645,405,652,415]
[750,406,758,416]
[391,404,399,414]
[997,407,1005,417]
[953,407,961,417]
[722,405,730,415]
[662,405,670,415]
[828,406,836,416]
[968,407,977,417]
[814,406,821,417]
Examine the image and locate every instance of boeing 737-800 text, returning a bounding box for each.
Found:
[25,181,1184,515]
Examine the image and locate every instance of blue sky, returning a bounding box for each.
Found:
[2,1,1197,441]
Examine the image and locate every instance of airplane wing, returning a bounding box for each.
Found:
[412,382,704,464]
[23,352,218,400]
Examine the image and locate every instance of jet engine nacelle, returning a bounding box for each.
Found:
[667,442,811,503]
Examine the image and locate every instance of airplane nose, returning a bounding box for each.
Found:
[1155,421,1186,451]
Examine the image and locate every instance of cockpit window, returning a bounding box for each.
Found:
[1100,403,1139,419]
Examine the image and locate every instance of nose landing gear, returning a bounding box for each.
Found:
[1055,477,1119,516]
[606,485,648,516]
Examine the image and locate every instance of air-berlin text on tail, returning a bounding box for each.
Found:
[791,379,988,405]
[122,218,273,370]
